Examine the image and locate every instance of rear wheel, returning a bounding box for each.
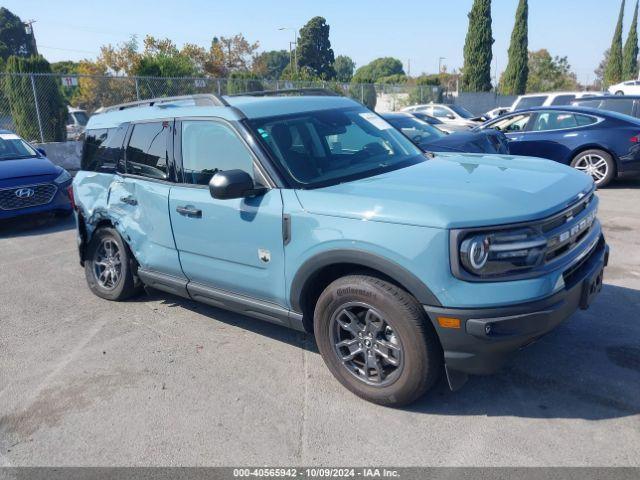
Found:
[84,227,142,301]
[570,149,615,187]
[615,90,624,95]
[314,275,442,406]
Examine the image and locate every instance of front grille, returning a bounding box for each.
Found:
[0,183,57,210]
[541,191,597,265]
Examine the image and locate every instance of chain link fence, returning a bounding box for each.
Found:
[0,72,450,143]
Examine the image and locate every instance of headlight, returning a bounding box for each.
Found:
[457,227,547,277]
[54,169,72,184]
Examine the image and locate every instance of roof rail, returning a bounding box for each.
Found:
[101,94,229,113]
[228,88,340,98]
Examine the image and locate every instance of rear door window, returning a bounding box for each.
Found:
[125,121,170,180]
[531,112,578,131]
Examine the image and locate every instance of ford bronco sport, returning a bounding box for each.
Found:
[73,92,608,406]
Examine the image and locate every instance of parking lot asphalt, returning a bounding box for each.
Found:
[0,180,639,467]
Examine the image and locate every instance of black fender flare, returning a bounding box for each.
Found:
[289,249,442,313]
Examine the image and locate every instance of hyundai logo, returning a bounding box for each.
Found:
[15,188,35,199]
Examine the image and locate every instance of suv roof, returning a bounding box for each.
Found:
[86,93,360,130]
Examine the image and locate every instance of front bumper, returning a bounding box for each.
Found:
[0,180,73,220]
[424,235,608,388]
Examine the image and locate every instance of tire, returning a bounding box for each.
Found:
[84,227,142,301]
[615,90,624,95]
[570,149,616,187]
[314,275,442,406]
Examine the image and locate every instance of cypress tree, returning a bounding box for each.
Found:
[500,0,528,95]
[605,0,625,87]
[461,0,494,92]
[623,0,639,79]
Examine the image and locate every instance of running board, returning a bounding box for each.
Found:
[137,269,304,331]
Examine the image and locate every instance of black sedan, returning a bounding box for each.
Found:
[382,113,510,155]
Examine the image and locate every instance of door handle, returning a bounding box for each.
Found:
[120,195,137,205]
[176,205,202,218]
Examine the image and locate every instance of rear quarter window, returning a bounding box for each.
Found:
[81,127,127,173]
[575,114,599,126]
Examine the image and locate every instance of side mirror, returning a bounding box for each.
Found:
[446,113,455,120]
[37,147,47,157]
[209,169,266,200]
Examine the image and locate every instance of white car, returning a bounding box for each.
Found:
[66,107,89,141]
[509,92,605,112]
[401,103,478,128]
[607,80,640,95]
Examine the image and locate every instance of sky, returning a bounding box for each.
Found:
[4,0,633,84]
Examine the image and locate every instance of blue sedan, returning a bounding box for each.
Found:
[0,130,73,221]
[479,106,640,187]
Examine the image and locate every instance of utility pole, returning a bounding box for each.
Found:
[407,59,411,76]
[24,20,39,55]
[279,27,298,73]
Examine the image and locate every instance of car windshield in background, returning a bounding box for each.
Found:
[248,107,425,188]
[513,96,546,110]
[385,116,446,147]
[73,111,89,126]
[0,133,38,160]
[448,105,475,119]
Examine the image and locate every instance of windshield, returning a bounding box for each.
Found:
[73,111,89,126]
[448,105,474,119]
[0,133,38,160]
[248,107,425,188]
[384,115,446,148]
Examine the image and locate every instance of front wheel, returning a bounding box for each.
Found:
[314,275,442,406]
[615,90,624,95]
[84,227,142,301]
[570,149,615,187]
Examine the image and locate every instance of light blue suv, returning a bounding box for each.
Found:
[73,92,608,406]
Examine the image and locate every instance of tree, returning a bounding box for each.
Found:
[461,0,494,92]
[226,71,264,94]
[0,8,37,60]
[334,55,355,82]
[252,50,290,79]
[605,0,625,87]
[296,16,335,79]
[218,34,259,71]
[4,55,66,142]
[595,49,611,88]
[623,0,639,80]
[526,49,578,92]
[500,0,528,95]
[352,57,405,82]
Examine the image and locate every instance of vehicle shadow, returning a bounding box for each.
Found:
[408,283,640,420]
[609,177,640,189]
[0,213,75,238]
[143,283,639,420]
[141,287,319,355]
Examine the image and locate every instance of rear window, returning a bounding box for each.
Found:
[82,126,127,173]
[576,98,634,116]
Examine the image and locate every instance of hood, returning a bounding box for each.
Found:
[0,157,59,181]
[295,154,594,229]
